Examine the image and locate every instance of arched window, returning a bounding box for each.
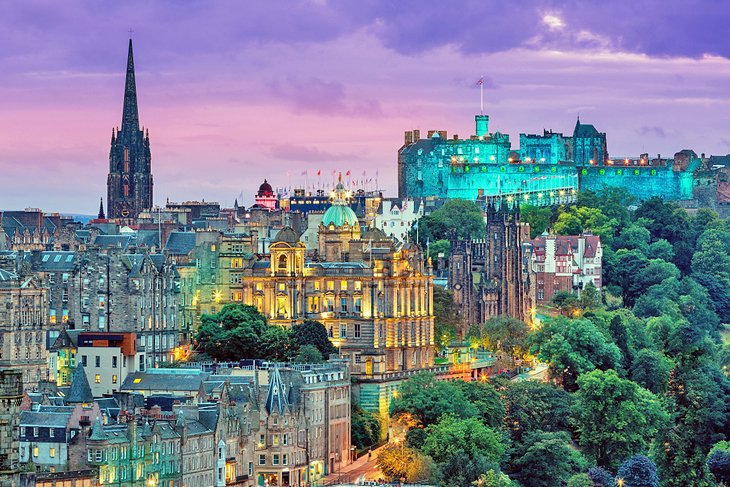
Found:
[278,254,287,270]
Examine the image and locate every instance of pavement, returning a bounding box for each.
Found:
[319,445,386,485]
[511,363,549,382]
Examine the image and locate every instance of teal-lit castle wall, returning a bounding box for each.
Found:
[398,114,700,202]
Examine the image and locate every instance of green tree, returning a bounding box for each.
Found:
[390,373,477,427]
[292,344,323,363]
[351,405,381,448]
[529,317,622,391]
[552,290,582,317]
[433,286,460,350]
[521,204,553,238]
[615,224,651,253]
[503,380,573,441]
[482,316,530,358]
[609,249,649,307]
[647,239,674,261]
[567,473,595,487]
[259,326,295,361]
[413,199,486,243]
[472,470,517,487]
[422,416,507,486]
[707,441,730,485]
[573,370,669,469]
[609,314,633,373]
[588,467,614,487]
[692,232,730,285]
[376,442,434,482]
[616,455,659,487]
[428,239,450,272]
[509,431,588,487]
[290,320,337,357]
[454,380,505,429]
[554,206,618,245]
[195,304,269,360]
[629,349,673,394]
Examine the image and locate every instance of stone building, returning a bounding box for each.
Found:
[107,39,153,220]
[0,369,23,486]
[0,252,50,389]
[33,245,179,368]
[449,202,532,334]
[0,210,80,252]
[530,233,602,304]
[374,199,423,243]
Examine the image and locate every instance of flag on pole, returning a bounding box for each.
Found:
[476,77,484,86]
[317,170,321,176]
[301,170,307,176]
[346,170,351,176]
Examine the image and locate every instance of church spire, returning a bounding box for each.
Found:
[122,38,139,132]
[98,197,106,220]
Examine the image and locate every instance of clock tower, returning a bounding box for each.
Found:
[106,38,153,220]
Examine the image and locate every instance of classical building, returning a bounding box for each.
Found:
[107,39,153,220]
[530,233,602,304]
[448,202,532,334]
[234,181,432,416]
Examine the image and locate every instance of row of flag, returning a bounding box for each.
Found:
[298,170,375,177]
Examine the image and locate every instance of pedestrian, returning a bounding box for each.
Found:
[368,449,372,460]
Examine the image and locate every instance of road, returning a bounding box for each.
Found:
[320,445,385,485]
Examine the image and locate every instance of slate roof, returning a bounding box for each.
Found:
[265,367,289,415]
[165,232,197,255]
[35,251,77,272]
[93,234,134,249]
[89,416,107,441]
[120,370,211,393]
[65,365,94,404]
[20,411,72,428]
[573,119,603,138]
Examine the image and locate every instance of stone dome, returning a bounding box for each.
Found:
[257,179,274,197]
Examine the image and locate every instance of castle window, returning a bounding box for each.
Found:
[354,323,361,338]
[278,254,287,270]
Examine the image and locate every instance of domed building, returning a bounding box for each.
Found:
[318,174,361,261]
[253,179,277,211]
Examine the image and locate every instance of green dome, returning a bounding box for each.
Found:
[322,204,359,228]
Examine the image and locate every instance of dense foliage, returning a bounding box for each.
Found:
[394,189,729,486]
[194,305,336,361]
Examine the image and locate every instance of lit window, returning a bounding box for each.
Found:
[340,280,348,291]
[95,374,101,384]
[33,447,39,457]
[112,375,118,384]
[50,448,56,458]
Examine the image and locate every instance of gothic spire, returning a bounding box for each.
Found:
[121,38,139,132]
[98,197,106,220]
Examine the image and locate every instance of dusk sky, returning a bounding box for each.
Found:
[2,0,730,214]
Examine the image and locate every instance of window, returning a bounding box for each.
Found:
[340,297,348,313]
[96,449,103,462]
[82,355,88,367]
[283,454,288,465]
[273,454,279,466]
[340,280,348,291]
[354,281,362,291]
[232,291,243,301]
[340,324,347,338]
[112,374,118,384]
[98,316,106,330]
[49,428,55,438]
[328,326,333,338]
[354,323,361,338]
[278,282,286,292]
[33,427,38,437]
[50,447,56,458]
[258,454,266,466]
[248,462,253,476]
[327,281,334,291]
[49,310,57,324]
[95,374,101,384]
[112,356,117,368]
[33,447,39,457]
[99,296,106,308]
[354,298,362,314]
[273,435,279,446]
[282,434,288,446]
[314,281,320,291]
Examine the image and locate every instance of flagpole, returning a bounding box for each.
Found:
[480,80,484,115]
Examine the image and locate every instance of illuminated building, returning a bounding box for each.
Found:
[530,233,602,304]
[253,179,278,211]
[107,38,153,221]
[398,113,699,203]
[449,201,532,334]
[226,176,435,415]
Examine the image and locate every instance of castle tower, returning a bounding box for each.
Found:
[106,38,153,220]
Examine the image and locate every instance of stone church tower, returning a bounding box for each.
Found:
[106,38,153,220]
[448,201,531,336]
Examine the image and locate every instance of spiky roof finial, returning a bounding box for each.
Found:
[98,198,106,220]
[121,38,139,132]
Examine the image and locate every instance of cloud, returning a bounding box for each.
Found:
[269,143,361,163]
[637,126,668,138]
[267,76,383,118]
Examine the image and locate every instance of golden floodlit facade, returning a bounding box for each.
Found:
[226,177,435,415]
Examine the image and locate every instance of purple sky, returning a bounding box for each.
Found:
[2,0,730,214]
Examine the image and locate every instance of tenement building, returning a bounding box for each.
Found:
[0,251,50,389]
[107,39,153,220]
